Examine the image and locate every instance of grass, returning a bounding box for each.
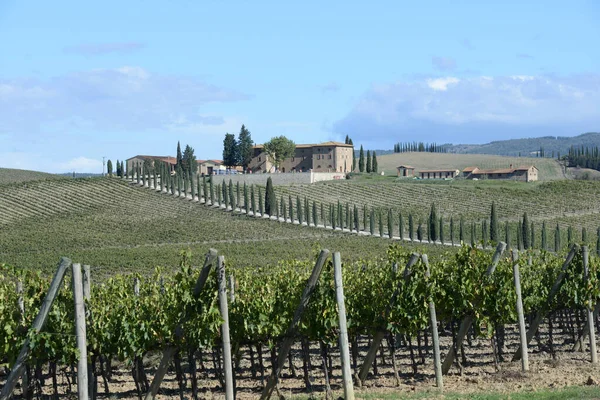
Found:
[0,167,63,184]
[375,152,564,181]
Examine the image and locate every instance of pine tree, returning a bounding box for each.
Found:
[409,214,414,241]
[428,203,438,242]
[596,227,600,256]
[265,177,275,215]
[372,151,378,173]
[237,125,254,171]
[345,203,350,229]
[190,172,195,200]
[308,198,313,226]
[366,150,372,173]
[359,146,365,172]
[320,203,324,228]
[331,204,336,230]
[121,161,125,178]
[490,202,499,243]
[222,133,238,170]
[522,213,530,249]
[236,182,241,210]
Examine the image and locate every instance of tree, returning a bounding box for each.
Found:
[428,203,438,242]
[366,150,372,173]
[237,124,254,171]
[409,214,414,241]
[182,145,196,174]
[107,159,113,176]
[459,217,465,242]
[388,208,393,238]
[265,177,276,215]
[359,146,365,172]
[176,141,183,169]
[555,224,561,251]
[345,135,350,144]
[399,213,404,241]
[223,133,238,169]
[372,151,378,173]
[490,202,499,243]
[541,221,547,250]
[264,136,295,172]
[522,213,530,249]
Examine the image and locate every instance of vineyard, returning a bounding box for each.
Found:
[1,243,600,399]
[0,169,62,185]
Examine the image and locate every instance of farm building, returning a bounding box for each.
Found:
[465,165,539,182]
[248,141,354,173]
[126,155,177,174]
[396,165,415,177]
[418,169,460,179]
[126,156,242,175]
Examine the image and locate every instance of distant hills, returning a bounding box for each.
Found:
[446,132,600,157]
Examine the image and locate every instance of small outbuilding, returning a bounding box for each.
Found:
[418,169,460,179]
[396,165,416,177]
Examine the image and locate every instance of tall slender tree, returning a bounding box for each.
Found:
[223,133,238,170]
[176,141,183,169]
[265,177,276,215]
[490,201,499,243]
[359,145,365,172]
[409,214,414,241]
[237,124,254,172]
[366,150,372,173]
[555,224,561,251]
[107,159,113,176]
[541,221,547,250]
[522,213,530,249]
[428,203,438,242]
[372,151,378,173]
[399,212,404,241]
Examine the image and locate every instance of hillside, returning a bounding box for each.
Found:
[447,132,600,156]
[0,178,428,274]
[0,167,63,184]
[375,151,564,180]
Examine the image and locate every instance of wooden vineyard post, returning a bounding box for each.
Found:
[422,254,443,390]
[573,302,600,352]
[260,249,331,400]
[73,263,89,400]
[145,249,218,400]
[442,241,506,374]
[512,244,579,361]
[217,256,234,400]
[333,252,355,400]
[0,257,72,400]
[583,246,598,364]
[512,250,529,372]
[358,253,420,385]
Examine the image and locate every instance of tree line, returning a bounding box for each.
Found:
[565,145,600,172]
[393,142,447,153]
[357,145,378,173]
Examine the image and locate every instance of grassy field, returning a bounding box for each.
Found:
[0,167,62,184]
[375,152,564,181]
[0,176,450,275]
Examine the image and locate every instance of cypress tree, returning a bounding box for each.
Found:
[282,197,287,221]
[153,167,158,189]
[190,173,195,200]
[297,196,303,225]
[142,164,146,186]
[459,217,465,243]
[505,221,511,249]
[409,214,414,241]
[366,150,372,173]
[354,205,359,232]
[331,204,335,229]
[337,202,343,230]
[541,221,547,250]
[243,183,249,212]
[567,226,573,244]
[359,146,365,172]
[363,205,367,232]
[450,216,454,246]
[439,216,444,245]
[417,220,423,241]
[517,222,523,250]
[582,227,588,244]
[470,222,476,247]
[258,188,264,215]
[398,213,405,241]
[490,202,499,243]
[306,197,311,226]
[555,224,561,252]
[313,201,319,226]
[170,172,175,195]
[482,220,488,247]
[346,203,351,230]
[275,195,280,221]
[378,209,384,237]
[522,213,530,249]
[353,153,357,172]
[370,208,375,235]
[530,221,535,249]
[428,203,438,242]
[236,182,241,210]
[222,181,228,208]
[289,195,294,222]
[265,177,275,215]
[229,179,235,209]
[182,170,187,196]
[197,174,202,200]
[320,203,325,228]
[210,179,215,204]
[372,151,378,173]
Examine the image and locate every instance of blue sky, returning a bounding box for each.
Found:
[0,1,599,173]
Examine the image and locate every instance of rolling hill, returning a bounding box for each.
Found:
[0,168,63,184]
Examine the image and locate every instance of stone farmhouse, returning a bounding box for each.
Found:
[464,165,539,182]
[396,165,415,177]
[248,141,354,173]
[126,156,239,176]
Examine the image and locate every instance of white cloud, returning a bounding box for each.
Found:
[333,74,600,144]
[427,77,460,91]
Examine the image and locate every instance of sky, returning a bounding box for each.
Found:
[0,1,599,173]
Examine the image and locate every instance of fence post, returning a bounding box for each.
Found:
[512,250,529,372]
[422,254,443,390]
[583,246,598,364]
[217,256,234,400]
[333,252,355,400]
[73,263,89,400]
[0,257,72,400]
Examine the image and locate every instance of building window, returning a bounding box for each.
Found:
[317,165,321,168]
[328,155,332,159]
[258,157,261,161]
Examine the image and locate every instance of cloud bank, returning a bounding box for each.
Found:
[333,74,600,145]
[0,66,249,136]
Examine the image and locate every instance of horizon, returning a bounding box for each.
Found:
[1,1,599,173]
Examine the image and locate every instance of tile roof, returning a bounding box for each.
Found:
[397,165,415,169]
[419,169,459,173]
